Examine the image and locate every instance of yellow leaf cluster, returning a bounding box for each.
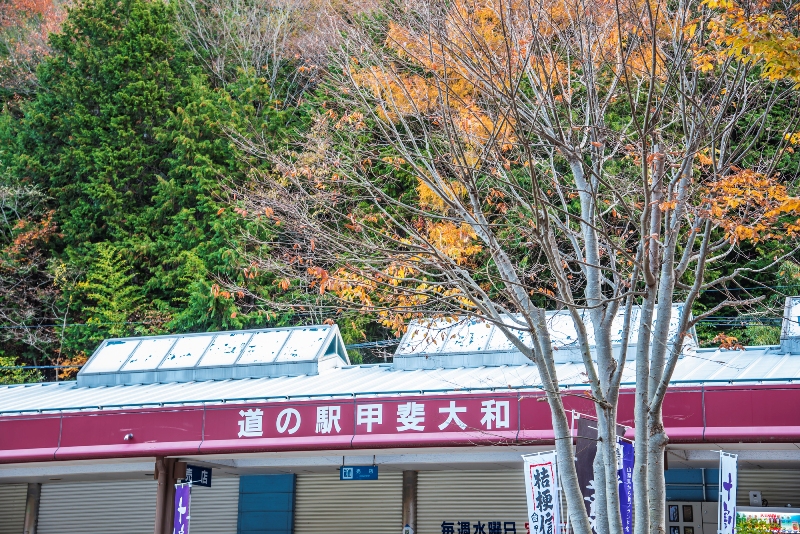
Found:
[703,170,800,242]
[698,0,800,84]
[418,179,467,211]
[427,221,483,265]
[352,66,439,121]
[696,149,715,166]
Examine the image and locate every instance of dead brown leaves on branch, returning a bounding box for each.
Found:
[0,0,67,94]
[703,170,800,243]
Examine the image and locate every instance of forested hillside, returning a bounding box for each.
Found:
[1,0,799,382]
[0,0,328,378]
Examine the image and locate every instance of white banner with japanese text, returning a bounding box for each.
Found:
[718,452,738,534]
[523,451,560,534]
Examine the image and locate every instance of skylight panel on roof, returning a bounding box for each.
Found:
[120,338,175,371]
[237,330,292,364]
[395,323,434,355]
[788,298,800,337]
[275,328,328,362]
[76,325,347,386]
[441,318,493,353]
[197,332,251,367]
[485,318,533,351]
[158,335,213,369]
[610,308,636,344]
[81,339,140,373]
[545,313,581,346]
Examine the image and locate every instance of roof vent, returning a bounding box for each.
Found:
[393,304,694,370]
[781,297,800,353]
[77,325,349,387]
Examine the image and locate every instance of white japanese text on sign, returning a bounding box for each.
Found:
[235,399,515,438]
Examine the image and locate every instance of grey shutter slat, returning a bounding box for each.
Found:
[189,477,239,534]
[38,479,157,534]
[737,470,800,507]
[37,477,239,534]
[294,471,403,534]
[418,471,529,534]
[0,483,27,534]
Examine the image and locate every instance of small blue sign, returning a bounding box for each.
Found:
[340,465,378,480]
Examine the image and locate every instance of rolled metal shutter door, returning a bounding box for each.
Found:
[189,476,240,534]
[38,479,157,534]
[0,483,27,534]
[418,471,529,534]
[295,471,403,534]
[737,470,800,507]
[37,477,239,534]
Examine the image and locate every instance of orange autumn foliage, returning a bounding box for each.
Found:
[8,210,56,253]
[426,221,483,265]
[712,332,744,350]
[57,352,88,380]
[695,0,800,84]
[703,170,800,243]
[303,217,483,331]
[0,0,67,92]
[352,0,675,169]
[287,0,800,338]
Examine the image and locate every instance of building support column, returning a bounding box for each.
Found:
[23,482,41,534]
[402,471,418,534]
[154,458,186,534]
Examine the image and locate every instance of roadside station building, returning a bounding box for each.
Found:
[4,301,800,534]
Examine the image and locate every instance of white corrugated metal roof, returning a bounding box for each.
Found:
[1,345,798,415]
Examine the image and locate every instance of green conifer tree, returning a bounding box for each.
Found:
[4,0,314,363]
[69,242,143,346]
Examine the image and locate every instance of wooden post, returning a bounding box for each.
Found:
[154,458,187,534]
[154,457,169,534]
[23,482,41,534]
[402,471,418,534]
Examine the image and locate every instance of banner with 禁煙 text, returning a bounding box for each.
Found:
[523,451,560,534]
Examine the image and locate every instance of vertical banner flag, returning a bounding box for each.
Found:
[576,416,632,534]
[523,451,560,534]
[718,452,738,534]
[617,438,635,534]
[575,417,598,531]
[174,483,191,534]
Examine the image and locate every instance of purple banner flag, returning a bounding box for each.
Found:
[173,483,191,534]
[576,416,632,534]
[617,439,634,534]
[718,452,738,534]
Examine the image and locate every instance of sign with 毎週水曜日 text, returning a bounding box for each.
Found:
[439,520,519,534]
